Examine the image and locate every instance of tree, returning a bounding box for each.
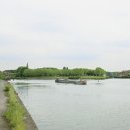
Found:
[0,71,5,79]
[16,66,28,77]
[95,67,106,76]
[63,67,68,70]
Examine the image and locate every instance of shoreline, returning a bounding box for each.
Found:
[4,81,38,130]
[14,89,38,130]
[11,76,109,80]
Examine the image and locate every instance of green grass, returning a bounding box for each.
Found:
[68,76,81,79]
[4,83,26,130]
[81,76,109,80]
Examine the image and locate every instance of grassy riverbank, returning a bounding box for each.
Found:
[81,76,109,80]
[14,76,108,80]
[4,83,26,130]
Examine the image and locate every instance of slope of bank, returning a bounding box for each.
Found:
[0,80,9,130]
[4,81,38,130]
[14,87,38,130]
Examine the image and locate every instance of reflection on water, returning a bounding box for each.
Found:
[11,79,130,130]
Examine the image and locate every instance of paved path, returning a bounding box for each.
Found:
[0,80,9,130]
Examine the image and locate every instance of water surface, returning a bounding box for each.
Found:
[11,79,130,130]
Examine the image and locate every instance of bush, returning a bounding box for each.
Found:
[4,85,10,92]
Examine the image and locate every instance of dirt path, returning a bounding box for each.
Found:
[0,80,9,130]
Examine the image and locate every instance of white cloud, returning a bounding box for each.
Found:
[0,0,130,71]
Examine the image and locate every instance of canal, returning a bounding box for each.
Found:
[11,79,130,130]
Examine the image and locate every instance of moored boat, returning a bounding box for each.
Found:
[55,78,87,85]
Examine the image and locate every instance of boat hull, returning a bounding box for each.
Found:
[55,79,87,85]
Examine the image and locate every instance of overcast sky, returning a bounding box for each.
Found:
[0,0,130,71]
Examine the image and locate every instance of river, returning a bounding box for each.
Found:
[11,79,130,130]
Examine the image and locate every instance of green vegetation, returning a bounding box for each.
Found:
[107,70,130,78]
[68,76,81,79]
[0,71,5,79]
[4,83,26,130]
[95,67,105,76]
[22,67,106,79]
[2,64,130,79]
[4,85,10,92]
[16,66,28,77]
[4,66,107,79]
[81,76,108,80]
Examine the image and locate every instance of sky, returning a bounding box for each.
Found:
[0,0,130,71]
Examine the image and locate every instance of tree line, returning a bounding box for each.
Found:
[2,66,130,79]
[13,66,106,78]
